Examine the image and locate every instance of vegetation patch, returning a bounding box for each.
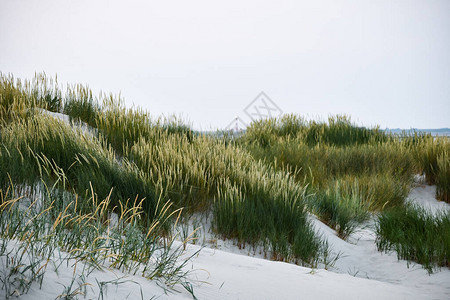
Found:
[376,205,450,273]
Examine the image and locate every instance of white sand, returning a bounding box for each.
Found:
[8,240,425,300]
[5,184,447,300]
[407,184,450,215]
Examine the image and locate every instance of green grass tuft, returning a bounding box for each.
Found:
[376,205,450,273]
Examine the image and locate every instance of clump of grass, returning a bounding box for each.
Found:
[0,114,161,221]
[243,118,279,147]
[156,115,194,142]
[0,73,36,123]
[30,73,63,113]
[276,114,306,137]
[376,204,450,273]
[436,151,450,203]
[312,180,371,239]
[64,83,100,127]
[0,72,62,123]
[413,136,450,185]
[411,136,450,201]
[95,97,194,156]
[0,179,195,299]
[245,137,414,189]
[214,178,322,265]
[303,115,387,147]
[334,174,410,210]
[244,136,413,241]
[243,114,387,148]
[130,133,324,265]
[241,116,416,241]
[129,134,214,211]
[95,96,153,155]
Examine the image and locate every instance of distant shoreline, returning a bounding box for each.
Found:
[384,128,450,136]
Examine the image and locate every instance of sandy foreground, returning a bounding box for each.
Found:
[4,184,444,300]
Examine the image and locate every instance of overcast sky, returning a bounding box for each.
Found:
[1,0,449,130]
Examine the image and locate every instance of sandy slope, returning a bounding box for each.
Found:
[408,184,450,215]
[12,240,425,300]
[10,185,448,300]
[179,184,449,300]
[179,244,420,300]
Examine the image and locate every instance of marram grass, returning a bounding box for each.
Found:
[436,151,450,203]
[1,73,326,266]
[0,114,160,218]
[376,204,450,273]
[2,73,449,281]
[64,83,100,127]
[243,114,387,148]
[0,180,195,299]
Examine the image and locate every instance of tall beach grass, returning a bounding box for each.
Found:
[2,72,449,278]
[376,205,450,273]
[1,73,327,266]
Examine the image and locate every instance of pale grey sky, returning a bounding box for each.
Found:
[1,0,449,130]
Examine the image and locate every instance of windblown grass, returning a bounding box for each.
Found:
[0,179,195,299]
[64,83,100,127]
[3,72,448,278]
[413,136,449,184]
[95,97,194,156]
[0,73,62,122]
[312,180,371,239]
[213,164,322,264]
[410,136,450,202]
[1,73,326,266]
[29,73,63,113]
[130,134,324,265]
[0,73,35,123]
[436,151,450,203]
[244,114,387,148]
[241,117,417,240]
[0,114,167,231]
[96,97,154,155]
[246,139,414,188]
